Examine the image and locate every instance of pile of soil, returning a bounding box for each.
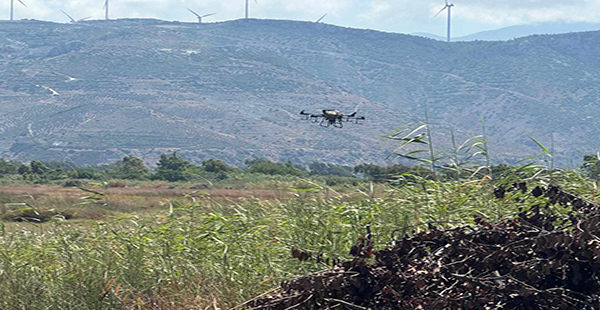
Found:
[246,185,600,309]
[3,209,73,223]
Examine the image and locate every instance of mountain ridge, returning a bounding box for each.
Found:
[1,18,599,167]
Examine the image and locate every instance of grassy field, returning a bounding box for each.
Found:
[0,170,596,309]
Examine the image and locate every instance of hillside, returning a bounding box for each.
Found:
[414,22,600,42]
[1,18,600,167]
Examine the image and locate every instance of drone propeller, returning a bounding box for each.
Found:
[300,110,311,120]
[344,112,357,121]
[300,110,310,115]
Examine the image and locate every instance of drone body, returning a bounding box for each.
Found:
[300,109,365,128]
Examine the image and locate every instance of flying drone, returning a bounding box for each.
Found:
[300,109,365,128]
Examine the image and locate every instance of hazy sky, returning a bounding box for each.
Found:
[4,0,600,36]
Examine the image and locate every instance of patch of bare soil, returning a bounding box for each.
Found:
[246,185,600,309]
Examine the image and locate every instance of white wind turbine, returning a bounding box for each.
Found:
[102,0,109,20]
[187,8,215,23]
[433,0,454,43]
[60,9,91,23]
[9,0,27,21]
[245,0,257,19]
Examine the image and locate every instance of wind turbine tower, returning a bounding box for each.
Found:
[10,0,27,21]
[433,0,454,43]
[103,0,109,20]
[245,0,257,19]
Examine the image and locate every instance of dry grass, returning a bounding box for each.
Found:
[0,185,298,233]
[0,185,293,199]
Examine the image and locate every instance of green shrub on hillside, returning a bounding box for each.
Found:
[354,163,432,183]
[308,162,354,177]
[246,158,307,177]
[114,156,151,180]
[152,152,194,182]
[202,159,235,173]
[0,159,19,177]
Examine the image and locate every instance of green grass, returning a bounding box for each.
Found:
[0,169,597,309]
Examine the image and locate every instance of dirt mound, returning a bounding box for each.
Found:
[246,185,600,309]
[3,208,73,223]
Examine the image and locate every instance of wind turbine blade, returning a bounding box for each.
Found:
[202,13,216,18]
[78,17,92,22]
[60,9,76,22]
[186,8,200,17]
[445,0,448,6]
[432,6,447,18]
[17,0,27,8]
[316,13,327,23]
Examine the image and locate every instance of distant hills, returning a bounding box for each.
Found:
[1,18,600,167]
[414,22,600,42]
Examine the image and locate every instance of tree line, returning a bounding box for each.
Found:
[0,152,438,184]
[1,152,598,184]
